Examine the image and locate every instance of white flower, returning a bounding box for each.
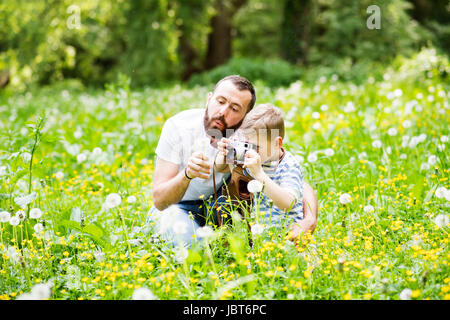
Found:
[14,192,36,208]
[21,152,32,163]
[434,214,449,228]
[418,134,427,143]
[6,246,19,264]
[92,147,102,156]
[31,283,52,300]
[344,102,356,113]
[400,288,412,300]
[126,195,137,204]
[428,155,437,166]
[76,153,87,163]
[339,193,352,205]
[10,215,20,226]
[34,223,44,234]
[196,226,214,239]
[408,136,420,149]
[247,180,263,193]
[104,193,122,209]
[324,148,335,157]
[251,223,265,235]
[402,120,412,128]
[363,205,374,213]
[400,154,407,160]
[16,293,35,300]
[132,287,156,300]
[174,246,189,263]
[387,128,398,136]
[441,136,449,143]
[0,211,11,223]
[320,104,329,111]
[16,210,26,221]
[312,122,321,130]
[172,221,188,235]
[386,146,392,154]
[420,163,430,171]
[312,112,320,119]
[307,153,318,163]
[74,131,82,139]
[435,187,447,199]
[29,208,43,219]
[94,251,105,263]
[55,171,64,180]
[0,165,6,176]
[358,152,368,160]
[372,140,382,149]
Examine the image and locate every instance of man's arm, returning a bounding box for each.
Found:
[297,182,318,234]
[152,157,190,211]
[152,152,212,211]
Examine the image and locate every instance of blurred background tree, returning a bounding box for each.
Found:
[0,0,448,91]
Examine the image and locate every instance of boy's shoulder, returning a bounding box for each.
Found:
[279,150,303,171]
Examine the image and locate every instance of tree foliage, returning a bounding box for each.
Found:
[0,0,446,90]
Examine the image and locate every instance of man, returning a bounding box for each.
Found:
[150,75,317,245]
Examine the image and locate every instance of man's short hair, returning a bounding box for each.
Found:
[238,103,285,140]
[214,75,256,112]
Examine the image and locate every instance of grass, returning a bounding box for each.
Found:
[0,50,449,300]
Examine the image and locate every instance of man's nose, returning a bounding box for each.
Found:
[218,104,229,117]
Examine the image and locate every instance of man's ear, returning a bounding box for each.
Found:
[206,92,212,105]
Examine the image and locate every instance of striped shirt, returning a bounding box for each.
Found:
[252,149,304,225]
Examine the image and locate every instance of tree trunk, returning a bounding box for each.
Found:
[204,0,247,70]
[281,0,312,65]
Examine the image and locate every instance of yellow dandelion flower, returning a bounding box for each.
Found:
[411,290,421,298]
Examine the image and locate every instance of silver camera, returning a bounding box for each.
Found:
[225,140,258,165]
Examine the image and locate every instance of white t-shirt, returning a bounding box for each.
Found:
[155,108,230,201]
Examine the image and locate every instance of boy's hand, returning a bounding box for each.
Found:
[243,149,264,180]
[217,138,230,158]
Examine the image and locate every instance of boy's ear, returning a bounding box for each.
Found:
[276,136,283,148]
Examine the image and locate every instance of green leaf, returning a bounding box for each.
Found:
[423,184,437,204]
[186,250,202,264]
[60,220,107,247]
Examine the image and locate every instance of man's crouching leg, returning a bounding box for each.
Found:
[147,205,200,247]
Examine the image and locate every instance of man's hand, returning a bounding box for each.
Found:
[287,223,304,244]
[296,182,318,234]
[186,151,212,179]
[243,149,264,180]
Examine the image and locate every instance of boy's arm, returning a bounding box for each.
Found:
[254,172,297,211]
[244,150,297,211]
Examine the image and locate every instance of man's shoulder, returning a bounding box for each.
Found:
[167,108,204,127]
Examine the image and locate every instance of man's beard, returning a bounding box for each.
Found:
[203,106,244,141]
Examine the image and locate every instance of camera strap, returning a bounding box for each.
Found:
[212,166,222,227]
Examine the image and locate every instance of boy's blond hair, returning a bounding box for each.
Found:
[238,103,285,140]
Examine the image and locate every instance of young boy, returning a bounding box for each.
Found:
[214,104,304,239]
